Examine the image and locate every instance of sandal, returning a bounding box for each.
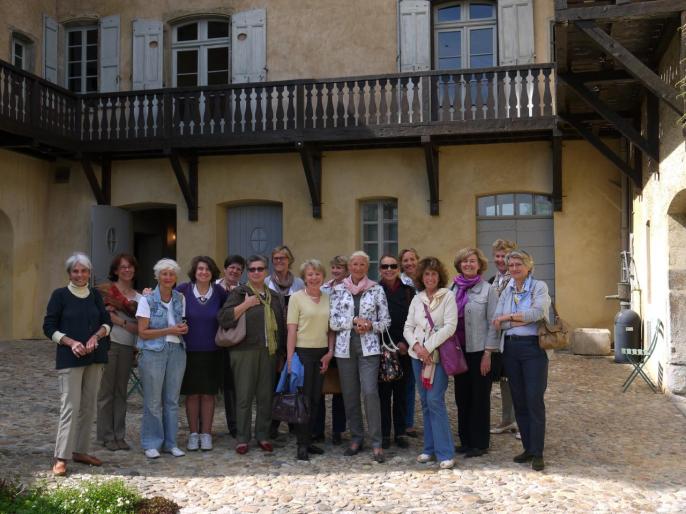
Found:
[235,443,249,455]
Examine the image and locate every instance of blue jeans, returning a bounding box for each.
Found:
[412,358,455,461]
[139,342,186,451]
[503,336,548,457]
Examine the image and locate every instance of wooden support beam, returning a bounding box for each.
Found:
[559,73,658,160]
[297,142,322,218]
[81,157,110,205]
[560,115,640,186]
[552,134,563,212]
[574,20,684,116]
[422,135,439,216]
[169,152,198,221]
[557,0,686,22]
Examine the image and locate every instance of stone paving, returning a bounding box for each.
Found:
[1,340,685,513]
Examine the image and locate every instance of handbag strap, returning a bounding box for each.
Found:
[382,326,400,352]
[422,303,435,330]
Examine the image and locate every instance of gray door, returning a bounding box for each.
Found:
[477,217,555,297]
[227,204,282,266]
[91,205,133,285]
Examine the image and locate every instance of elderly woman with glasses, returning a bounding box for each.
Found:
[492,250,551,472]
[44,252,112,476]
[218,254,286,455]
[265,245,305,307]
[329,250,391,463]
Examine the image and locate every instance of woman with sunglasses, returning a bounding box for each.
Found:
[218,255,286,455]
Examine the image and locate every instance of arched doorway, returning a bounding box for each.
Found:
[0,211,13,340]
[667,190,686,395]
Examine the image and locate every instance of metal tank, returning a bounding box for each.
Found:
[613,308,641,363]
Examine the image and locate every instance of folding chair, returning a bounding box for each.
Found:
[621,319,662,393]
[127,350,143,397]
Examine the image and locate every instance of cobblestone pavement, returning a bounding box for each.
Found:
[1,340,685,513]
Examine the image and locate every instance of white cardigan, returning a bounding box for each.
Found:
[403,288,457,360]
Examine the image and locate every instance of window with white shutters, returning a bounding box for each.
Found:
[11,35,33,71]
[172,19,231,87]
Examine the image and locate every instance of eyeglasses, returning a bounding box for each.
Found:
[380,264,399,270]
[272,256,288,262]
[248,266,266,273]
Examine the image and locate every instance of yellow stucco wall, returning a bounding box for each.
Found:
[0,0,56,75]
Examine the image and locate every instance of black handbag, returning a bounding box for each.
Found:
[271,390,310,425]
[378,328,403,382]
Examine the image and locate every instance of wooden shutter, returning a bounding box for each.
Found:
[498,0,534,65]
[399,0,430,72]
[43,15,58,83]
[132,19,164,89]
[99,15,120,92]
[231,9,267,83]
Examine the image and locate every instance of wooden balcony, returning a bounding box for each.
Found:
[0,59,556,158]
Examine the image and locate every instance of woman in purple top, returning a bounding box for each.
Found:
[176,256,228,452]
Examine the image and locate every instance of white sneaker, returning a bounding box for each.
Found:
[490,422,517,434]
[200,433,213,451]
[165,447,186,457]
[187,433,199,451]
[515,431,522,440]
[144,448,160,459]
[439,459,455,469]
[416,453,436,463]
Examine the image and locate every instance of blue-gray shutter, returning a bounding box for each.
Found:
[99,15,120,92]
[43,15,58,83]
[399,0,431,72]
[132,19,164,89]
[231,9,267,83]
[498,0,535,65]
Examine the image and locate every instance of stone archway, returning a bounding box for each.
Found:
[667,190,686,395]
[0,210,13,340]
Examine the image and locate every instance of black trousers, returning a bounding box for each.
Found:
[222,348,237,434]
[314,393,347,435]
[378,353,410,439]
[454,350,492,450]
[295,347,327,447]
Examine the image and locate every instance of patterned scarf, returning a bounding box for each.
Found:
[248,283,278,356]
[493,270,511,296]
[270,271,294,295]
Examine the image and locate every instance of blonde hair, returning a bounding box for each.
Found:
[506,250,534,273]
[300,259,326,280]
[453,247,488,275]
[271,245,295,268]
[349,250,370,265]
[492,239,517,254]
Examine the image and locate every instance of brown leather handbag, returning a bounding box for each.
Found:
[538,303,570,350]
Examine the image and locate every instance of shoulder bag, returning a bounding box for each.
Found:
[538,302,570,350]
[378,327,403,382]
[215,294,247,347]
[423,303,467,376]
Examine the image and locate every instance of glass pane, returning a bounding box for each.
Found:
[469,28,494,68]
[86,77,97,92]
[362,202,378,222]
[534,195,553,216]
[177,50,198,74]
[470,3,495,19]
[383,222,398,242]
[207,71,229,86]
[208,21,229,39]
[68,78,80,92]
[86,29,98,45]
[15,55,23,68]
[384,242,398,259]
[68,46,81,61]
[516,193,533,216]
[383,200,397,221]
[364,243,379,262]
[14,42,23,58]
[68,31,81,45]
[177,23,198,41]
[438,31,461,59]
[363,223,378,242]
[68,62,81,77]
[86,61,97,76]
[477,196,496,217]
[437,5,461,23]
[87,45,97,60]
[207,47,229,72]
[177,74,197,87]
[497,194,515,216]
[439,57,461,70]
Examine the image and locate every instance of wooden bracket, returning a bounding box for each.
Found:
[552,133,563,212]
[297,142,322,218]
[574,20,684,116]
[81,156,111,205]
[560,115,641,186]
[169,152,198,221]
[559,73,658,161]
[422,135,439,216]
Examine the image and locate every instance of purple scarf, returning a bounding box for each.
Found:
[453,275,482,350]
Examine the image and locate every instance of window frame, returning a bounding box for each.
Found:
[11,33,34,72]
[65,25,99,93]
[476,193,554,220]
[171,19,231,87]
[360,199,398,280]
[433,0,497,71]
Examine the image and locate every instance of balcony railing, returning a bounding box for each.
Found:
[0,59,555,154]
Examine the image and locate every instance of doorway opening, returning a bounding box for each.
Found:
[132,206,177,289]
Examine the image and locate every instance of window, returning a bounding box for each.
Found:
[477,193,553,218]
[11,35,33,71]
[361,200,398,280]
[66,27,98,92]
[434,1,496,70]
[172,19,230,87]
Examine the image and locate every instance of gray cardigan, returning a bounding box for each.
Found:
[458,280,500,353]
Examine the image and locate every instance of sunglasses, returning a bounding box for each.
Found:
[380,263,399,270]
[248,266,266,273]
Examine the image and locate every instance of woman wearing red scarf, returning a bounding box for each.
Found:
[451,247,500,458]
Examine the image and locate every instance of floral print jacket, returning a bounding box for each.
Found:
[329,283,391,358]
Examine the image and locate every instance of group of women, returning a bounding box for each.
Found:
[44,240,552,476]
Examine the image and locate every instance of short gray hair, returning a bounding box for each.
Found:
[506,250,534,273]
[153,258,182,280]
[349,250,370,265]
[300,259,326,280]
[65,252,92,273]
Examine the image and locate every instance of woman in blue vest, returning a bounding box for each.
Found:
[136,258,188,459]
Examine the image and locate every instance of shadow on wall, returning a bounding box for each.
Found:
[0,210,12,339]
[667,189,686,395]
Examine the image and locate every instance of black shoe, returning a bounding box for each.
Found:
[297,446,309,461]
[406,429,418,438]
[465,448,487,458]
[513,451,533,463]
[455,445,470,454]
[373,452,385,463]
[311,433,325,443]
[395,436,409,449]
[307,445,324,455]
[381,437,391,449]
[332,432,342,445]
[344,445,362,456]
[531,456,545,471]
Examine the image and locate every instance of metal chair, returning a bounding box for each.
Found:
[621,319,662,393]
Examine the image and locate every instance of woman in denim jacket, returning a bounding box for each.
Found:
[135,258,188,459]
[329,251,390,462]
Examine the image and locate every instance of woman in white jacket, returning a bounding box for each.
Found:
[403,257,458,469]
